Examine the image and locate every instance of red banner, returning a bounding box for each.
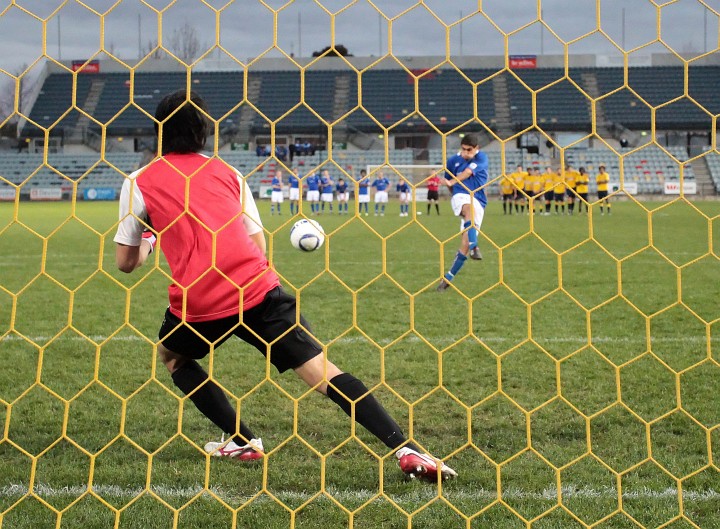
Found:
[71,60,100,73]
[509,55,537,69]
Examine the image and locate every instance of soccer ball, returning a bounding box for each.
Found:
[290,218,325,251]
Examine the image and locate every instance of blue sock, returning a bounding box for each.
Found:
[464,220,478,250]
[445,251,468,281]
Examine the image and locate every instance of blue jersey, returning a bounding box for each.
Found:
[288,174,299,189]
[396,180,410,193]
[305,173,320,191]
[336,181,348,194]
[445,151,489,207]
[321,176,334,193]
[372,177,390,192]
[358,177,370,195]
[271,177,282,191]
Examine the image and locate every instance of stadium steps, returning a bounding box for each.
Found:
[68,78,106,146]
[580,71,612,136]
[491,75,513,137]
[238,76,261,143]
[331,74,351,140]
[690,158,715,196]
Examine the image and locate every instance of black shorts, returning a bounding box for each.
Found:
[566,188,576,199]
[554,192,565,202]
[544,190,554,201]
[427,190,439,201]
[158,286,323,373]
[503,192,514,201]
[598,190,608,200]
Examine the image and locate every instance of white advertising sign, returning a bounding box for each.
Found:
[663,181,697,195]
[30,187,63,201]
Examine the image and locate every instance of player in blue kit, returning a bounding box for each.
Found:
[320,169,334,214]
[270,170,283,215]
[336,177,349,214]
[437,134,487,292]
[357,169,370,216]
[305,171,320,215]
[397,177,411,217]
[288,168,301,215]
[372,173,390,216]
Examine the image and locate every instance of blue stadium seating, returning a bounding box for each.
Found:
[20,64,719,139]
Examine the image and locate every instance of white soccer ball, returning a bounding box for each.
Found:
[290,218,325,252]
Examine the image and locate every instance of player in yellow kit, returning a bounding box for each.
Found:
[501,174,515,215]
[531,168,544,214]
[511,165,527,214]
[575,166,590,214]
[564,164,579,215]
[553,170,566,214]
[596,165,611,215]
[542,166,556,215]
[523,166,535,214]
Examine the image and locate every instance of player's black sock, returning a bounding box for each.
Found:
[327,373,420,452]
[435,203,439,215]
[427,203,430,214]
[171,360,256,445]
[503,203,507,214]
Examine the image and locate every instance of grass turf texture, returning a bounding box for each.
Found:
[1,197,719,529]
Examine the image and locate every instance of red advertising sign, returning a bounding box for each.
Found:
[71,60,100,73]
[509,55,537,69]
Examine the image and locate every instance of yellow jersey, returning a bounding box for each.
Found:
[532,172,543,194]
[565,169,579,190]
[575,172,589,194]
[596,171,610,192]
[554,173,566,194]
[500,175,515,195]
[543,171,556,192]
[511,171,527,192]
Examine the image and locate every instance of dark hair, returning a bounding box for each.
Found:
[154,90,210,154]
[461,134,479,148]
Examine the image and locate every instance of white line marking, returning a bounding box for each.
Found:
[0,334,708,346]
[1,484,718,503]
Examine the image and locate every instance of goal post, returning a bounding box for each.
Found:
[365,164,444,201]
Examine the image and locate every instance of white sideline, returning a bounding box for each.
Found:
[2,483,719,503]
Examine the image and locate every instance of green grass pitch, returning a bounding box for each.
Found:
[1,197,719,528]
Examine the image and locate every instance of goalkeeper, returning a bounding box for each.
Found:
[113,90,456,481]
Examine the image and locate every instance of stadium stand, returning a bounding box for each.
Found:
[21,65,720,139]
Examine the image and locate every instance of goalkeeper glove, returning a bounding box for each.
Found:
[142,231,157,253]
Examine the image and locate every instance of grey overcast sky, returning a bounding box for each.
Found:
[0,0,718,77]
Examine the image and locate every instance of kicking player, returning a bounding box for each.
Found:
[437,134,487,292]
[113,90,456,482]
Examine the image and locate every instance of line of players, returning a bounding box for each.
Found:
[270,168,418,217]
[500,164,612,216]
